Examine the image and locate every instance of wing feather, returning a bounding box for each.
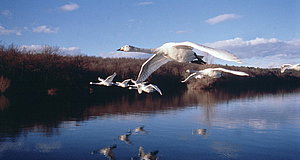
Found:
[175,41,242,63]
[211,68,249,76]
[105,72,117,82]
[147,84,162,95]
[136,54,171,83]
[181,72,198,82]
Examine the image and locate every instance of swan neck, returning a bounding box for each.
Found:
[134,47,156,54]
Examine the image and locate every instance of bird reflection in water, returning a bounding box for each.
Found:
[138,146,159,160]
[131,125,148,135]
[192,129,207,136]
[118,132,132,145]
[91,144,117,160]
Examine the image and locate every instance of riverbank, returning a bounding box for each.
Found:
[1,45,300,96]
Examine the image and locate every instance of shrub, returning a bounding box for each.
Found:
[0,76,10,93]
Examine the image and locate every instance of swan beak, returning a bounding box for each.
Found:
[117,48,122,51]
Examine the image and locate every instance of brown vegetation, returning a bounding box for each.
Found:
[0,76,10,93]
[0,44,300,96]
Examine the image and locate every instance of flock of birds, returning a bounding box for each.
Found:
[89,72,163,95]
[90,125,159,160]
[88,41,299,159]
[90,125,207,160]
[89,41,299,95]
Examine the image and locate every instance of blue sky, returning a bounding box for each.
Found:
[1,0,299,67]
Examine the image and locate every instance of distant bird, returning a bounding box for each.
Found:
[89,72,116,86]
[280,64,300,73]
[117,41,242,83]
[115,79,132,88]
[138,146,159,160]
[91,145,117,160]
[118,132,132,144]
[129,82,162,95]
[182,68,249,82]
[192,129,207,136]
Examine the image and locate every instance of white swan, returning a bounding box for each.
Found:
[182,68,249,82]
[89,72,116,86]
[138,146,159,160]
[117,41,242,83]
[115,79,132,88]
[129,82,162,95]
[280,64,300,73]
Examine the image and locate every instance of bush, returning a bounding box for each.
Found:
[0,76,10,93]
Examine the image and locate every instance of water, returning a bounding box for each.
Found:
[0,88,300,160]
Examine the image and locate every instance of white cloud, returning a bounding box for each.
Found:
[176,30,191,34]
[21,45,81,55]
[137,1,153,6]
[206,13,241,25]
[58,3,79,12]
[206,37,300,68]
[0,26,21,35]
[32,25,58,33]
[1,10,12,17]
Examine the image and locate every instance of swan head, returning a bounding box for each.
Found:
[117,45,136,52]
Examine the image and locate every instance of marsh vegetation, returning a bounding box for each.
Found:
[0,44,300,96]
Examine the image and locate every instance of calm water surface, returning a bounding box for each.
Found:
[0,88,300,160]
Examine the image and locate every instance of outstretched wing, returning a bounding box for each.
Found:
[181,72,199,83]
[146,84,162,95]
[105,72,117,82]
[211,68,249,76]
[121,79,131,84]
[136,54,171,83]
[174,41,242,63]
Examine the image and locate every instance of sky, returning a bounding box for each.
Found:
[0,0,299,68]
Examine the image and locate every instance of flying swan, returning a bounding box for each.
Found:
[89,72,116,86]
[117,41,242,83]
[129,81,163,95]
[115,79,132,88]
[182,68,249,82]
[280,64,300,73]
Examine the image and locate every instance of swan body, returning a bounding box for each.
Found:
[129,82,162,95]
[280,64,300,73]
[90,72,116,86]
[118,41,242,83]
[138,146,159,160]
[115,79,132,88]
[182,68,249,82]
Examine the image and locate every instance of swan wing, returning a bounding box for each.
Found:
[136,54,171,83]
[211,68,249,76]
[122,79,131,84]
[175,41,242,63]
[181,72,198,82]
[105,72,117,82]
[146,84,162,95]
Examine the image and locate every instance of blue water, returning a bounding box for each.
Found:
[0,89,299,160]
